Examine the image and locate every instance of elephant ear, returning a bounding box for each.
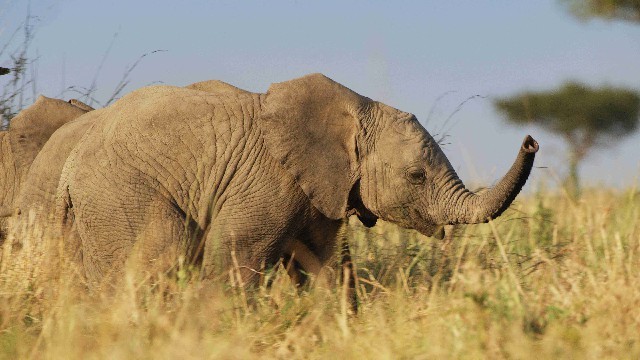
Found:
[260,73,368,219]
[8,95,89,172]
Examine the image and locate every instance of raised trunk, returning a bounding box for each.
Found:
[446,135,538,224]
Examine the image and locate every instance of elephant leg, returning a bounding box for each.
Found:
[71,196,197,288]
[198,186,315,287]
[281,237,357,314]
[281,218,358,313]
[283,240,323,286]
[199,222,280,288]
[125,207,198,282]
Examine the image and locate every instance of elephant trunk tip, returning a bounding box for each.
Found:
[521,135,539,154]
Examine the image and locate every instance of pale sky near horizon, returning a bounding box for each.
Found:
[2,0,640,190]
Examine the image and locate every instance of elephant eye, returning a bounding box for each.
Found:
[406,168,426,185]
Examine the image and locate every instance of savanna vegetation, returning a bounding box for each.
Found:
[0,185,638,359]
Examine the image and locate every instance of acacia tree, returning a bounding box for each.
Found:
[561,0,640,23]
[494,82,640,197]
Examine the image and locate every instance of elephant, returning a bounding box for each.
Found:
[0,96,94,238]
[8,79,346,296]
[48,73,538,293]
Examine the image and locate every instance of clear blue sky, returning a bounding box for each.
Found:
[2,0,640,189]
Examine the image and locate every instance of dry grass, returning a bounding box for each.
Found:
[0,185,639,359]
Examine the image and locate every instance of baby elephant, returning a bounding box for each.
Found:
[40,74,537,299]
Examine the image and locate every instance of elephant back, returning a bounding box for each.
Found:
[185,80,253,98]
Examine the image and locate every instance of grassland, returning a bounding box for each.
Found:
[0,184,638,359]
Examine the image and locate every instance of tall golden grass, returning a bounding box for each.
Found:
[0,184,638,359]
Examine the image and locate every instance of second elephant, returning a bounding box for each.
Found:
[0,96,93,215]
[0,97,93,244]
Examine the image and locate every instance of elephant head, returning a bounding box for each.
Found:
[259,74,538,237]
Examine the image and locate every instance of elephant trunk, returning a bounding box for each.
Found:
[443,135,538,224]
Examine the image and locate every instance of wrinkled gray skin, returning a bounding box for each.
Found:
[0,97,93,237]
[12,80,343,293]
[52,73,538,290]
[15,81,243,224]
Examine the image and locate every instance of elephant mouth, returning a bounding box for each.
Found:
[348,180,378,228]
[387,207,444,239]
[413,223,445,239]
[406,208,445,239]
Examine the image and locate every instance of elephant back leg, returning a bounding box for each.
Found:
[66,182,199,288]
[125,204,202,283]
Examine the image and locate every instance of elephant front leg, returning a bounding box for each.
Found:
[199,225,276,287]
[282,238,357,314]
[283,221,359,314]
[283,240,324,285]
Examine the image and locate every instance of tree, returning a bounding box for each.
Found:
[561,0,640,23]
[494,82,640,197]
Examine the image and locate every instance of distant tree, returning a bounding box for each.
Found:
[561,0,640,23]
[0,67,10,76]
[494,82,640,197]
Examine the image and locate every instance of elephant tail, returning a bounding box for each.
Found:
[55,184,75,229]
